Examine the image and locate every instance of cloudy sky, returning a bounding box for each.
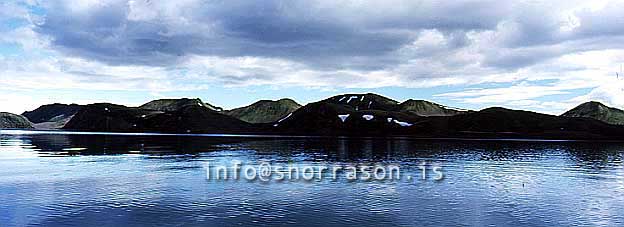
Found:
[1,0,624,114]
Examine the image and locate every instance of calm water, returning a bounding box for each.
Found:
[1,130,624,226]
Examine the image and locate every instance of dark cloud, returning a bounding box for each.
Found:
[34,0,512,69]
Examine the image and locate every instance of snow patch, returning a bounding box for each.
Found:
[368,101,372,109]
[346,96,358,103]
[141,115,147,118]
[338,114,350,122]
[362,115,374,121]
[338,96,346,102]
[393,119,412,127]
[360,96,365,101]
[197,103,203,106]
[387,117,393,123]
[273,124,279,127]
[277,113,293,122]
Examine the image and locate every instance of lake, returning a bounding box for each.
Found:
[1,130,624,226]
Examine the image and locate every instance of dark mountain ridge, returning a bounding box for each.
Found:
[414,107,624,139]
[12,94,624,140]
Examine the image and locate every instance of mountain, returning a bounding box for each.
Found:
[318,94,466,115]
[271,93,470,135]
[397,99,468,116]
[224,98,301,123]
[64,103,253,133]
[561,101,624,125]
[0,112,33,129]
[139,98,223,112]
[22,103,83,129]
[271,94,422,135]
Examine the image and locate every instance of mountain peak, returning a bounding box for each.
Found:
[324,93,399,111]
[562,101,624,125]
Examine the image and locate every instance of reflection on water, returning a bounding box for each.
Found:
[1,130,624,226]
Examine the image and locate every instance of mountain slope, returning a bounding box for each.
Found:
[139,98,223,112]
[561,101,624,125]
[397,99,467,116]
[64,103,253,133]
[143,105,255,133]
[414,107,624,139]
[224,98,301,123]
[0,112,33,129]
[63,103,160,132]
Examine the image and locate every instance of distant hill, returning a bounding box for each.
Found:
[224,98,301,123]
[397,99,468,116]
[0,112,33,129]
[22,103,83,129]
[561,101,624,125]
[139,98,223,112]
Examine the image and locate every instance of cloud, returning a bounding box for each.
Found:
[31,0,515,69]
[2,0,624,114]
[16,1,619,77]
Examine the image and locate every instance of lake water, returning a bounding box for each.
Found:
[1,130,624,226]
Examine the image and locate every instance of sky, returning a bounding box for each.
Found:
[1,0,624,115]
